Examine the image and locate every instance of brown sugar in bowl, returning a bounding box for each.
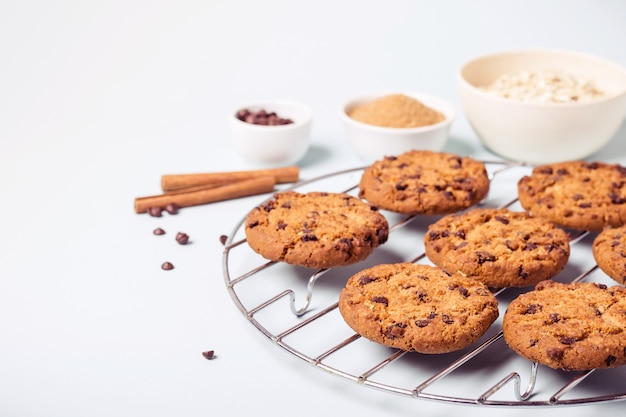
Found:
[340,91,455,163]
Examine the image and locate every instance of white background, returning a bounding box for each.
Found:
[2,1,626,416]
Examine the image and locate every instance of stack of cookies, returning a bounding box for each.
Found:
[243,151,626,370]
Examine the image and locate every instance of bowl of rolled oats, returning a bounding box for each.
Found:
[459,49,626,164]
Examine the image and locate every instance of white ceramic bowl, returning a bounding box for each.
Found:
[340,92,455,163]
[459,49,626,164]
[230,99,312,167]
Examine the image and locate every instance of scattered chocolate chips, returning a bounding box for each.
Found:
[176,232,190,245]
[161,261,174,270]
[153,227,166,235]
[165,202,179,214]
[147,206,163,217]
[236,108,294,125]
[202,350,215,360]
[219,235,228,245]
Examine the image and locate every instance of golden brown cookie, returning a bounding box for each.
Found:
[502,280,626,371]
[358,150,490,215]
[517,160,626,231]
[424,208,570,288]
[338,263,499,354]
[592,224,626,285]
[244,191,389,269]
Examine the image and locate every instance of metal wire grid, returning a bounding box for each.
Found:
[221,161,626,407]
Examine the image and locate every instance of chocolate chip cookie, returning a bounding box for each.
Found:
[502,280,626,371]
[338,263,499,354]
[592,224,626,285]
[517,161,626,231]
[244,191,389,269]
[358,150,490,215]
[424,208,570,288]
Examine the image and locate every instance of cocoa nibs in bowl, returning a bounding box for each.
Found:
[236,109,294,125]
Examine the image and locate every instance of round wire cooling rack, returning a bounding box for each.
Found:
[222,160,626,407]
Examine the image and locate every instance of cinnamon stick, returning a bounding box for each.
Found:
[134,175,275,213]
[161,166,299,192]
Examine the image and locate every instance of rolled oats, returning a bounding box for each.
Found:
[480,69,605,104]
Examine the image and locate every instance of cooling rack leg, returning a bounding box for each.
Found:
[479,361,539,403]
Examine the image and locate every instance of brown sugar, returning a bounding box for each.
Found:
[348,94,445,128]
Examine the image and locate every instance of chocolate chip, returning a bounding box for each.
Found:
[335,237,352,251]
[164,202,179,214]
[153,227,166,235]
[358,275,377,285]
[372,296,388,306]
[395,182,408,191]
[578,202,592,208]
[609,193,626,204]
[606,355,617,367]
[525,304,542,314]
[416,291,429,302]
[548,313,560,323]
[384,323,407,339]
[277,221,287,230]
[476,251,496,264]
[428,231,442,241]
[415,319,430,328]
[547,347,564,360]
[442,314,454,324]
[202,350,215,360]
[176,232,190,245]
[147,206,163,217]
[161,261,174,270]
[457,286,469,297]
[505,240,519,251]
[219,235,228,245]
[301,234,318,242]
[559,336,576,345]
[494,215,509,224]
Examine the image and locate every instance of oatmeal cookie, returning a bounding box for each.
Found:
[502,280,626,371]
[358,150,490,215]
[517,161,626,231]
[424,208,570,288]
[338,263,499,354]
[592,224,626,285]
[244,191,389,269]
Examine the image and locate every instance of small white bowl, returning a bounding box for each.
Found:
[340,92,455,163]
[230,99,312,167]
[459,49,626,164]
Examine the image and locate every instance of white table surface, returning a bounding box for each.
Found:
[2,1,626,416]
